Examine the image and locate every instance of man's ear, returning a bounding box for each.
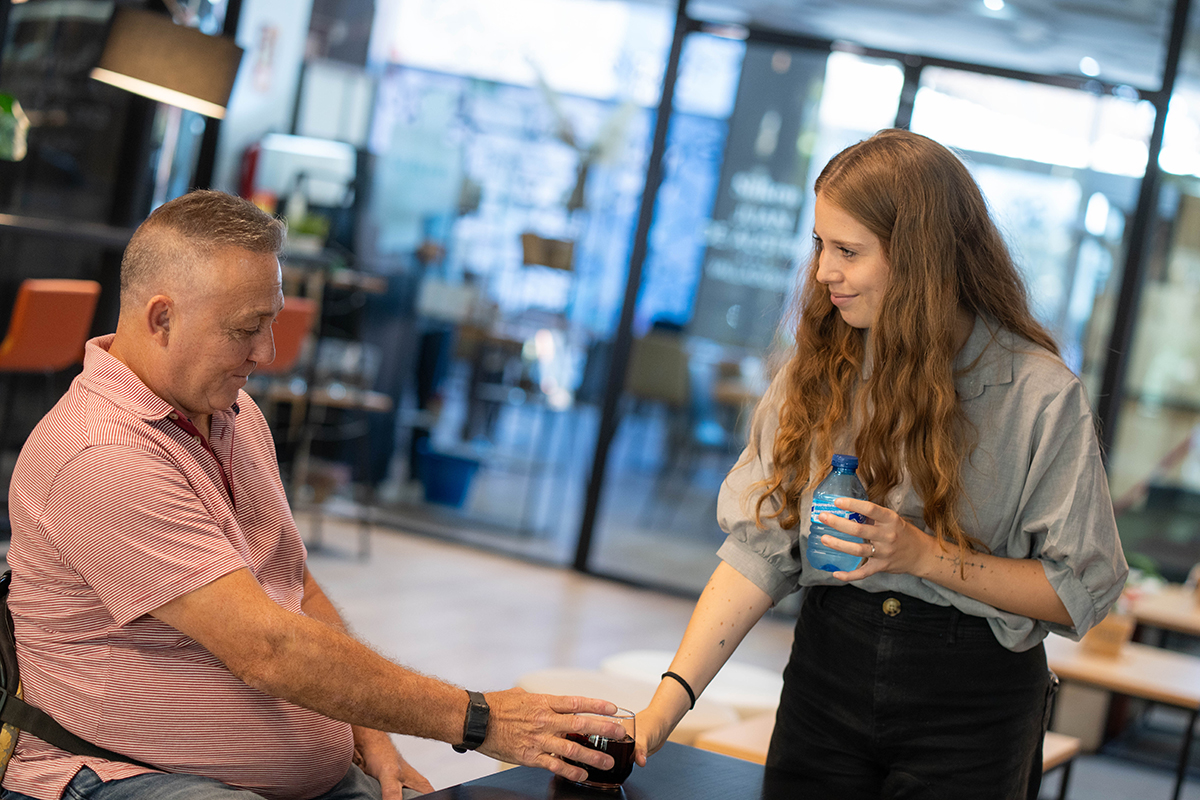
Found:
[146,295,173,345]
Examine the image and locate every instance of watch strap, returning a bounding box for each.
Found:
[452,689,489,753]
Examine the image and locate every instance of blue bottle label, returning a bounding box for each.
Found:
[810,494,865,526]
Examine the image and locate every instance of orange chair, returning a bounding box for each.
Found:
[0,279,101,372]
[257,296,318,376]
[0,279,102,476]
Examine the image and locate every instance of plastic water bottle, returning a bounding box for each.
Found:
[805,454,868,572]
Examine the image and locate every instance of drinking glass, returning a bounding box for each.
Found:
[564,708,637,790]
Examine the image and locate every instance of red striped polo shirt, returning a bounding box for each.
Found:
[4,335,354,800]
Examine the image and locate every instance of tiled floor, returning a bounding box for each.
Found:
[303,515,1200,798]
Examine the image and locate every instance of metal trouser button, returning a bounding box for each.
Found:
[882,597,901,617]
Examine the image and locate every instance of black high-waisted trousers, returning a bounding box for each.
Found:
[766,584,1053,800]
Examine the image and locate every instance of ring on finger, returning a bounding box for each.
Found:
[870,542,876,557]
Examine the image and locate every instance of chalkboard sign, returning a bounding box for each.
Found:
[689,44,826,350]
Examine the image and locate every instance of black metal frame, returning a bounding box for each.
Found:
[1096,0,1193,457]
[574,0,691,571]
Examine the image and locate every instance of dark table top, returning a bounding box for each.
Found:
[420,742,799,800]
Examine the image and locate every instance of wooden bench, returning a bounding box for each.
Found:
[693,711,1082,798]
[1042,731,1082,800]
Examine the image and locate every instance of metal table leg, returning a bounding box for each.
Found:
[1173,707,1198,800]
[1056,759,1073,800]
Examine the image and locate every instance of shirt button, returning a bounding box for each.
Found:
[882,597,901,617]
[168,413,178,420]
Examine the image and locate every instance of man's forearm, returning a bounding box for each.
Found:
[152,567,628,782]
[299,573,408,755]
[299,567,348,631]
[152,568,468,743]
[297,568,445,766]
[248,604,469,740]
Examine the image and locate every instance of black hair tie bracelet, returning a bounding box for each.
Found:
[661,671,696,710]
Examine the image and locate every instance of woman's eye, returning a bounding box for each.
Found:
[839,247,855,257]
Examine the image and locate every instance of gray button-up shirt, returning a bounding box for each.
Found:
[716,316,1129,652]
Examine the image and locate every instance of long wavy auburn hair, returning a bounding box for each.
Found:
[745,129,1059,557]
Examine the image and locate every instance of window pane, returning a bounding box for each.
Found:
[911,68,1147,384]
[356,1,674,564]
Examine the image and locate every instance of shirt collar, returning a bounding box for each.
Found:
[954,315,1014,401]
[78,334,240,426]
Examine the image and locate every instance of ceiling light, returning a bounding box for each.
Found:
[90,7,243,119]
[983,0,1005,11]
[1079,57,1101,77]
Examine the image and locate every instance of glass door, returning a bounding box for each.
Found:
[584,42,904,594]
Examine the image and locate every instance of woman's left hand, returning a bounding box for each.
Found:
[816,498,937,581]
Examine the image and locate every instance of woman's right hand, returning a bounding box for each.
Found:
[634,700,680,767]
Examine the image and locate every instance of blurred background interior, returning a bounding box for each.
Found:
[5,0,1200,795]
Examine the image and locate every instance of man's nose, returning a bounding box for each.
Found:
[253,328,277,367]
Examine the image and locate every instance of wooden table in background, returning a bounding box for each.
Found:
[1045,635,1200,800]
[1134,585,1200,641]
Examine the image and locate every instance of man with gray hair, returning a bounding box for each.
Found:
[4,190,622,800]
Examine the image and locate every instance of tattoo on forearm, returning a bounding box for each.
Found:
[936,553,985,573]
[719,639,726,648]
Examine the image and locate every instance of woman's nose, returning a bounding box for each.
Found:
[815,251,836,284]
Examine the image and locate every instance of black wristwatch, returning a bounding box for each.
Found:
[452,690,490,753]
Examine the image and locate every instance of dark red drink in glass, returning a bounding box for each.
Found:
[563,707,636,790]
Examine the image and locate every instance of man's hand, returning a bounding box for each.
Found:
[476,689,626,784]
[353,727,434,799]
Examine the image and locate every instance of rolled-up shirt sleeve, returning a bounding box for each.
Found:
[1018,382,1128,640]
[716,377,805,605]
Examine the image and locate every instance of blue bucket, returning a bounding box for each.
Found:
[418,445,481,508]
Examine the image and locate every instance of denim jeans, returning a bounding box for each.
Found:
[2,764,423,800]
[766,585,1052,800]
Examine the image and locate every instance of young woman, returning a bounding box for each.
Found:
[635,129,1128,799]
